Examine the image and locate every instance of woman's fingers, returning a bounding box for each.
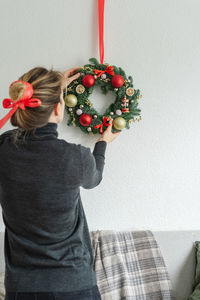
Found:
[66,72,81,86]
[68,67,81,76]
[69,72,81,81]
[105,119,113,132]
[109,118,113,126]
[108,119,120,135]
[63,67,81,78]
[63,67,81,86]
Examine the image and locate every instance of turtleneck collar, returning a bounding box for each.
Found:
[16,122,59,140]
[34,122,58,137]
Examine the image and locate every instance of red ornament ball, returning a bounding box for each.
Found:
[79,113,92,127]
[82,75,95,88]
[111,75,124,88]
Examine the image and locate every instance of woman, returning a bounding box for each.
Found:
[0,66,120,300]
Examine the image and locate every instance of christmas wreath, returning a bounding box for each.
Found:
[64,57,142,135]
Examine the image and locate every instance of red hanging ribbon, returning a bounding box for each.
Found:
[94,65,115,77]
[98,0,105,64]
[94,116,111,133]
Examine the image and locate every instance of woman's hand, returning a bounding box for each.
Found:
[96,119,121,144]
[62,67,81,87]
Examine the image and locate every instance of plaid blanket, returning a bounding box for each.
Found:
[90,230,175,300]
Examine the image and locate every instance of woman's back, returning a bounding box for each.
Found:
[0,66,119,299]
[0,122,107,293]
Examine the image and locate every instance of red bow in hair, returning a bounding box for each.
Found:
[0,80,42,130]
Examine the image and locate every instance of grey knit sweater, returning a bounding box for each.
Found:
[0,122,107,292]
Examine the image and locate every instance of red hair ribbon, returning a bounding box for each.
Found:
[94,65,115,78]
[0,80,42,130]
[94,116,111,133]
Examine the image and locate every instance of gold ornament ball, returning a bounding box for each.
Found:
[87,127,92,131]
[113,117,126,130]
[110,112,114,116]
[65,94,77,107]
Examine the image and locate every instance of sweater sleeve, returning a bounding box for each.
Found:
[80,140,107,189]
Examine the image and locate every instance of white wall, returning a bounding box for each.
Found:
[0,0,200,231]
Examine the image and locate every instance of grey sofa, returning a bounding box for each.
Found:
[0,230,199,300]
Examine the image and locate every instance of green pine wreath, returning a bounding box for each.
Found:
[63,57,142,135]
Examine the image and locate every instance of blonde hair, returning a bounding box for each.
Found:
[9,66,65,144]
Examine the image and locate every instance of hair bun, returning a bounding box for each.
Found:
[9,81,27,101]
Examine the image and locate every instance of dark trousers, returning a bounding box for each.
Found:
[5,285,102,300]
